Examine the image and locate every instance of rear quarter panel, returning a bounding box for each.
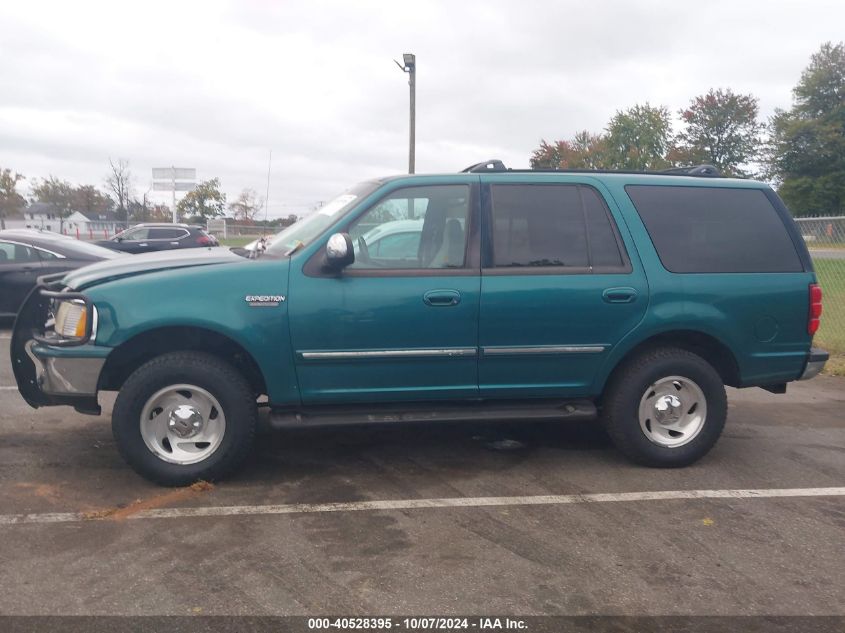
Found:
[594,177,815,391]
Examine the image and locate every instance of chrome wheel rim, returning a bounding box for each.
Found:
[140,384,226,465]
[638,375,707,448]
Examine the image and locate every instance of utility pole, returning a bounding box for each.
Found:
[171,166,177,223]
[395,53,416,174]
[142,184,152,222]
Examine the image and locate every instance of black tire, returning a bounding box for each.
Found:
[601,347,727,467]
[112,352,257,486]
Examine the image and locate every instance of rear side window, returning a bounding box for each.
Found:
[150,228,188,240]
[584,188,624,268]
[626,186,803,273]
[489,184,627,271]
[36,248,59,260]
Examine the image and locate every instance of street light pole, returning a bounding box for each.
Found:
[395,53,416,174]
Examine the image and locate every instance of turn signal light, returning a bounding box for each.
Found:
[54,300,90,340]
[73,308,88,338]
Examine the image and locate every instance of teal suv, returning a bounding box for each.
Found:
[11,161,828,485]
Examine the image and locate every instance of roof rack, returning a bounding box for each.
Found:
[659,164,722,177]
[459,160,724,178]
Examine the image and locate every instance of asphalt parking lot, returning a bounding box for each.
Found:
[0,327,843,617]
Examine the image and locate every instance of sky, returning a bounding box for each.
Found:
[1,0,843,218]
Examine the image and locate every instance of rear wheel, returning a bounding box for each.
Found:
[112,352,257,486]
[602,347,727,467]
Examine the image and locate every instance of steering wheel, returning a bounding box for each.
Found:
[357,236,371,264]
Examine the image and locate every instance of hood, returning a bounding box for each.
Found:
[63,247,245,290]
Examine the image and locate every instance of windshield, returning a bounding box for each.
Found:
[264,181,379,256]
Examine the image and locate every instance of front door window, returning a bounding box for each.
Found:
[120,228,149,241]
[347,185,470,270]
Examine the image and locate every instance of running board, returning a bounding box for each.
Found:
[269,399,597,428]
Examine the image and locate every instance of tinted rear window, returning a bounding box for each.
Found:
[489,184,627,270]
[150,228,188,239]
[625,186,803,273]
[492,184,588,268]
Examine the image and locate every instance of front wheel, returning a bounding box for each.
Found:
[112,352,257,486]
[601,347,727,467]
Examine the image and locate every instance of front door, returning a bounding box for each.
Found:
[288,180,481,405]
[478,178,648,398]
[0,240,44,316]
[111,227,150,253]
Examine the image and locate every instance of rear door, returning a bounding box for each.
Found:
[0,240,44,316]
[147,227,191,250]
[478,177,648,398]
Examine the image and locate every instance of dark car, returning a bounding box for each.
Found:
[95,223,218,254]
[0,229,126,318]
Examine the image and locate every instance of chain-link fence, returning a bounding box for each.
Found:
[795,217,845,357]
[204,222,268,247]
[205,223,266,238]
[37,221,132,240]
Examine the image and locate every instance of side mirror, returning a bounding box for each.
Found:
[324,232,355,269]
[115,236,124,242]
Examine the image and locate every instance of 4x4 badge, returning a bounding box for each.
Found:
[245,295,286,307]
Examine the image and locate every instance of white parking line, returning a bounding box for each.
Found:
[1,487,843,526]
[0,386,17,390]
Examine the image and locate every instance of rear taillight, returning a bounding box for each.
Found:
[196,235,212,245]
[808,283,823,335]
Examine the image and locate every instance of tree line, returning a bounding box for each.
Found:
[175,178,292,225]
[0,160,295,231]
[0,159,141,231]
[530,41,844,217]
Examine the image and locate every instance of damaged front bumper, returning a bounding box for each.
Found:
[10,275,109,415]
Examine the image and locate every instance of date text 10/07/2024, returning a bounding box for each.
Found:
[307,617,528,630]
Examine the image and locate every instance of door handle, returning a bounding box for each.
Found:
[602,287,638,304]
[423,289,461,307]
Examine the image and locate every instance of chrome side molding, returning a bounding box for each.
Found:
[300,348,478,360]
[299,345,607,360]
[482,345,606,355]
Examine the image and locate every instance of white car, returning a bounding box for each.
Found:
[245,219,424,258]
[356,219,423,258]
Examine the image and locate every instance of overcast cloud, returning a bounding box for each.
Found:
[1,0,843,217]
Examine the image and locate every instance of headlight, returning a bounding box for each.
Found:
[54,300,93,340]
